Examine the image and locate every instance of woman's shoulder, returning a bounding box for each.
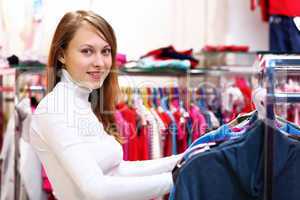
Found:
[34,83,66,115]
[31,86,68,132]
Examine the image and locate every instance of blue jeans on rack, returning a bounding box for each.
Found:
[269,15,300,53]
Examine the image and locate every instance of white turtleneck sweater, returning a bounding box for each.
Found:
[29,69,180,200]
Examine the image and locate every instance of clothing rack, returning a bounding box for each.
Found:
[263,57,300,200]
[0,66,45,200]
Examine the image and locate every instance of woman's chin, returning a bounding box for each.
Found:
[87,82,103,90]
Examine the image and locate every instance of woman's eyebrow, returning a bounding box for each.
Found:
[79,44,111,49]
[79,44,94,48]
[103,44,111,49]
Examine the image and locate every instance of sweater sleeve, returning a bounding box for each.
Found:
[30,112,173,200]
[110,154,182,177]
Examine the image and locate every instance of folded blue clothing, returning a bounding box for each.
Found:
[138,57,190,70]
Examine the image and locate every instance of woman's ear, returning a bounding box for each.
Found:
[58,50,66,64]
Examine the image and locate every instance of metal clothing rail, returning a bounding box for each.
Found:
[263,58,300,200]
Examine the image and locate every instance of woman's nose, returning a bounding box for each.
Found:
[93,53,105,68]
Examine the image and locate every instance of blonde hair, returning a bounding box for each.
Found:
[47,10,122,143]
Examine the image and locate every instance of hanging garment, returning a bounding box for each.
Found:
[138,124,150,160]
[173,120,300,200]
[0,114,15,200]
[235,77,254,113]
[116,102,139,161]
[189,105,207,142]
[156,108,173,157]
[160,97,178,155]
[269,15,300,53]
[169,112,300,200]
[139,105,162,159]
[1,97,47,200]
[16,97,47,200]
[172,110,188,154]
[114,110,130,160]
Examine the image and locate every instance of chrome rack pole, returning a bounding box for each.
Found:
[264,59,300,200]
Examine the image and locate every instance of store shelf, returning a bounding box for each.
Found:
[13,65,46,74]
[119,67,187,76]
[120,66,260,77]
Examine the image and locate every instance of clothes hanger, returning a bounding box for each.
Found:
[252,87,266,120]
[190,88,197,106]
[227,110,257,127]
[127,87,133,107]
[156,87,164,112]
[160,87,170,111]
[151,87,156,108]
[226,87,265,130]
[149,87,154,107]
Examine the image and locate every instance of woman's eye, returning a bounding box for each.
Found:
[102,48,111,56]
[81,48,93,55]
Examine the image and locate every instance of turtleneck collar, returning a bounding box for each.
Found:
[60,68,93,102]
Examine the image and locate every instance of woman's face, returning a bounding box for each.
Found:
[60,22,112,90]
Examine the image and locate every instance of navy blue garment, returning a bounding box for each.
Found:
[269,15,300,53]
[174,120,300,200]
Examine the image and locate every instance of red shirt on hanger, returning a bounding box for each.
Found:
[116,102,139,161]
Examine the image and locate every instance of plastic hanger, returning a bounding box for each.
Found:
[252,87,266,119]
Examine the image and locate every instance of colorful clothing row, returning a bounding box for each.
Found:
[115,99,218,161]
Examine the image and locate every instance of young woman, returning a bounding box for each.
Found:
[29,10,182,200]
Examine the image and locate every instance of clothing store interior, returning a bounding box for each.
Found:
[0,0,300,200]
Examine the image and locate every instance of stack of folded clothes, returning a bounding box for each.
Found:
[124,46,199,72]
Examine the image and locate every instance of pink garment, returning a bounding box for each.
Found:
[116,53,127,67]
[295,106,300,126]
[114,110,130,160]
[41,166,52,193]
[170,98,188,153]
[189,105,207,142]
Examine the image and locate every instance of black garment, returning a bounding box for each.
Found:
[7,54,19,65]
[174,120,300,200]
